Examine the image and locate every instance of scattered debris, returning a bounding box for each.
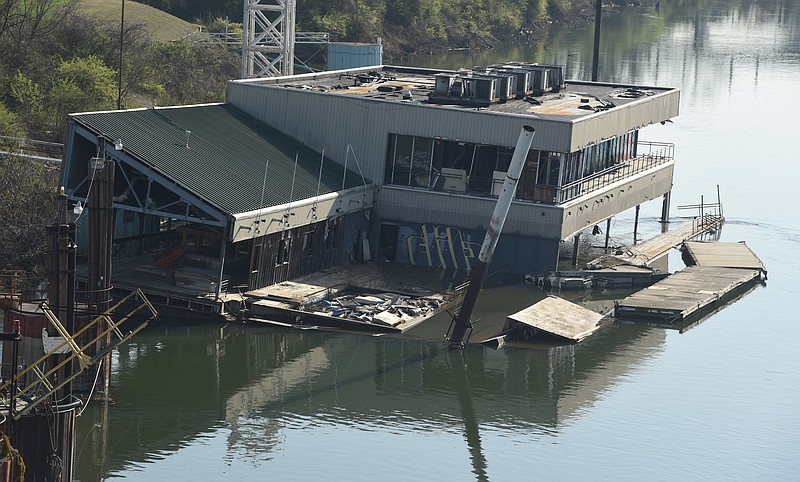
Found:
[310,292,447,328]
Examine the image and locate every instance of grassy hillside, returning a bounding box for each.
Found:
[77,0,199,42]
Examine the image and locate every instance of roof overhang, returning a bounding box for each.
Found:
[231,184,376,243]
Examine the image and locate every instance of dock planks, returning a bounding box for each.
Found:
[507,295,605,342]
[683,241,766,272]
[614,265,760,322]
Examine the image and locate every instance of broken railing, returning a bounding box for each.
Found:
[0,288,157,420]
[678,188,725,240]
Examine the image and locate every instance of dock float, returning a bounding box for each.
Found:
[482,295,607,347]
[244,263,458,333]
[682,241,766,275]
[614,265,761,322]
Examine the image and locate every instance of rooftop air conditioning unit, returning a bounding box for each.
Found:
[472,76,499,103]
[435,74,456,97]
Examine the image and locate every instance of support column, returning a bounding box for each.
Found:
[660,191,671,224]
[572,234,580,268]
[633,205,641,246]
[87,157,114,398]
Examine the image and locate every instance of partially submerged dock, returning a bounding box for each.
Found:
[615,241,765,323]
[244,263,461,333]
[480,295,609,348]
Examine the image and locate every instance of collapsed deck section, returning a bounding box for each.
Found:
[506,295,607,343]
[245,263,460,333]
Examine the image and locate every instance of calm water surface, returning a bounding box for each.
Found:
[75,1,800,480]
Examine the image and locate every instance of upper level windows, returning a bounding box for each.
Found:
[384,130,654,205]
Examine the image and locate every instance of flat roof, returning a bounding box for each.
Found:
[233,65,678,122]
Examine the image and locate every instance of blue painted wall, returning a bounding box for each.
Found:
[382,221,559,275]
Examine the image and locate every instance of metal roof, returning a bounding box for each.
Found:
[71,104,366,216]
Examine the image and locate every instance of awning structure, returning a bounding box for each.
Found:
[62,103,373,241]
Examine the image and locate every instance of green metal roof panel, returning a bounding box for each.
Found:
[72,104,367,215]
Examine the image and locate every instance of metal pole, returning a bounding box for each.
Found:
[592,0,601,81]
[572,233,580,268]
[604,218,611,253]
[633,204,641,245]
[448,126,535,348]
[117,0,125,109]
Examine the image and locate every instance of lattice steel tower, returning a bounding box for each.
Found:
[242,0,296,78]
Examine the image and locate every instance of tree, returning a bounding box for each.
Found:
[0,150,59,275]
[47,55,117,135]
[0,101,22,138]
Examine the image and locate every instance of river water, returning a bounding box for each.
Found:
[74,1,800,480]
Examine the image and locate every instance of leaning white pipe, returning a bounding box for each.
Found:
[477,125,536,263]
[449,125,535,348]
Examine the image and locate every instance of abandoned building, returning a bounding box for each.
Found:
[60,63,679,315]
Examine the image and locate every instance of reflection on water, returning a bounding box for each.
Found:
[75,320,664,480]
[75,1,800,480]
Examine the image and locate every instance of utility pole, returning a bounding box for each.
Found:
[118,0,125,109]
[448,126,536,348]
[592,0,601,81]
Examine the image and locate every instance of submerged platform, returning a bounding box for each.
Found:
[614,265,761,322]
[489,295,607,345]
[245,263,460,333]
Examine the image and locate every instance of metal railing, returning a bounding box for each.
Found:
[385,141,674,205]
[0,136,63,162]
[195,31,330,46]
[678,189,725,240]
[556,141,674,204]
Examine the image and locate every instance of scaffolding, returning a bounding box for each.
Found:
[242,0,296,78]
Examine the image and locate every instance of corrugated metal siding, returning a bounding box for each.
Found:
[376,187,565,239]
[71,104,365,216]
[227,82,575,185]
[570,89,681,151]
[327,43,383,70]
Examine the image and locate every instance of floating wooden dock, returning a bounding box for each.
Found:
[614,265,761,322]
[501,295,607,343]
[682,241,766,274]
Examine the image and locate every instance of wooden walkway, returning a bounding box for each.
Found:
[588,215,724,269]
[614,265,761,322]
